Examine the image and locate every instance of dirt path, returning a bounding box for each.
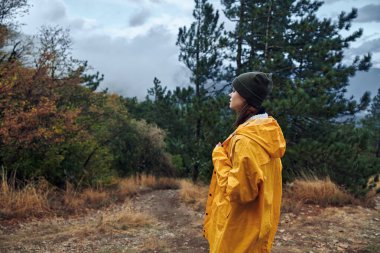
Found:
[131,189,208,252]
[0,189,208,253]
[0,189,379,253]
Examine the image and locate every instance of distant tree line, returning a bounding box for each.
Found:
[0,0,378,196]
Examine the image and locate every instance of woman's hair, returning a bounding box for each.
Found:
[233,103,265,129]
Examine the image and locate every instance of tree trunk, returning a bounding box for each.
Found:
[264,0,273,60]
[236,0,245,75]
[193,15,202,182]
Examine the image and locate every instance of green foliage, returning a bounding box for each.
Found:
[362,89,380,157]
[129,119,175,176]
[171,154,185,176]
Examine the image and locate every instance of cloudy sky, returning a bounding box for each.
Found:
[17,0,380,100]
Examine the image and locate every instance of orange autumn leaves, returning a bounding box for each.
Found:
[0,62,81,149]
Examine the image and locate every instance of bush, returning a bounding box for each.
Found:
[109,118,176,178]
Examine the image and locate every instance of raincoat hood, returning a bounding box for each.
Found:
[234,117,286,159]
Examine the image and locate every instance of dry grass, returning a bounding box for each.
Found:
[281,197,304,214]
[140,237,169,252]
[139,174,157,188]
[113,174,180,200]
[179,179,208,210]
[139,174,180,190]
[155,177,181,189]
[116,177,140,197]
[98,207,154,231]
[360,189,379,208]
[0,169,51,218]
[62,182,85,210]
[1,173,181,220]
[286,177,354,207]
[0,205,155,250]
[82,188,110,208]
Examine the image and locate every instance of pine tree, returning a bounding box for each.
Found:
[222,0,293,76]
[176,0,226,181]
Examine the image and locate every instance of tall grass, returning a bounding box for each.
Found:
[285,177,354,207]
[179,179,208,210]
[0,168,51,218]
[139,174,180,190]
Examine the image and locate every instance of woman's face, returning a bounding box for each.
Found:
[229,89,246,111]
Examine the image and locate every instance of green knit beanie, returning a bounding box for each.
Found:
[232,72,272,108]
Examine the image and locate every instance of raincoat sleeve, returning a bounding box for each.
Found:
[213,140,264,204]
[226,140,264,203]
[212,146,232,194]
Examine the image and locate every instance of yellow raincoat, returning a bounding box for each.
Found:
[203,116,286,253]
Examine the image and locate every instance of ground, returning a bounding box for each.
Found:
[0,189,379,253]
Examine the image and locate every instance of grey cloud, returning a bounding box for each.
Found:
[126,0,162,3]
[348,67,380,100]
[356,4,380,23]
[348,38,380,55]
[129,9,151,27]
[68,18,101,32]
[42,0,67,22]
[68,19,85,30]
[73,25,188,99]
[322,0,343,5]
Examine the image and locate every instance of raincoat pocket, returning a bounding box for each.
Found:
[215,200,231,231]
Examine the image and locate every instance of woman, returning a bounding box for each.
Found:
[203,72,286,253]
